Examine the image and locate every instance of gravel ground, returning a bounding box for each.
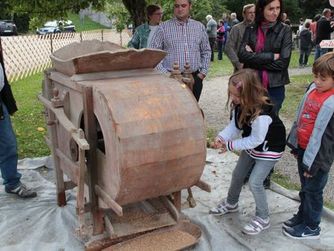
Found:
[199,67,334,203]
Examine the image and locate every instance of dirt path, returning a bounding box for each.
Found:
[199,67,334,203]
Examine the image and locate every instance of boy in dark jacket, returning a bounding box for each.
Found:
[299,22,312,67]
[283,52,334,239]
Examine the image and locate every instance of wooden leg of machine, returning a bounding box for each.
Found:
[47,110,66,206]
[83,86,104,235]
[77,147,87,233]
[172,191,181,211]
[187,188,197,208]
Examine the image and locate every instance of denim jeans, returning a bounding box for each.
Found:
[0,103,21,190]
[209,37,216,62]
[299,48,310,66]
[314,45,329,61]
[296,148,329,229]
[268,85,285,115]
[217,40,224,60]
[227,151,277,219]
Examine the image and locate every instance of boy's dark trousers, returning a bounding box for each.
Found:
[296,148,329,229]
[299,48,310,66]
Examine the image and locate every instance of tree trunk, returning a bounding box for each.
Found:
[122,0,147,29]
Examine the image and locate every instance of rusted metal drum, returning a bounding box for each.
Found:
[45,40,206,207]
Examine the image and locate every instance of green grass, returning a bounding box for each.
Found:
[68,13,109,32]
[207,53,234,79]
[280,74,313,119]
[208,49,301,79]
[11,73,49,158]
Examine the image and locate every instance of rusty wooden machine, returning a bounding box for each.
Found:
[39,40,210,250]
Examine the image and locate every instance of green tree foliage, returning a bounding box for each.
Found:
[298,0,331,19]
[283,0,301,23]
[107,0,130,32]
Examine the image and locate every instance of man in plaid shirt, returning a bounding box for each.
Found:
[149,0,211,101]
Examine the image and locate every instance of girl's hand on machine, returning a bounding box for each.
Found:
[211,138,227,154]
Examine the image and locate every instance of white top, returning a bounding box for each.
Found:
[147,25,159,49]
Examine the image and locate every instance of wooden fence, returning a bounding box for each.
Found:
[0,30,130,82]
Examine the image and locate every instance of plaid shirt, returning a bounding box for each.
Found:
[128,23,150,49]
[149,18,211,75]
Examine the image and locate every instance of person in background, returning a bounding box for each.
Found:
[283,52,334,240]
[225,4,255,72]
[222,14,231,56]
[149,0,211,101]
[299,22,312,67]
[128,4,163,49]
[209,69,286,235]
[216,20,225,60]
[238,0,292,188]
[206,15,217,62]
[282,12,287,23]
[229,12,240,27]
[310,14,321,42]
[298,18,305,33]
[0,47,37,198]
[314,8,334,60]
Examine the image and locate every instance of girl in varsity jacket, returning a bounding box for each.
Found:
[209,68,286,235]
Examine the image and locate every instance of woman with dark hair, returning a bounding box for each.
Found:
[239,0,292,115]
[238,0,292,188]
[128,4,163,49]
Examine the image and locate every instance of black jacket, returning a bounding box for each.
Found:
[315,16,334,45]
[238,22,292,88]
[299,29,312,50]
[0,58,17,119]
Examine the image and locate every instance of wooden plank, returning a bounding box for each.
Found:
[77,148,87,230]
[64,181,76,190]
[44,103,66,205]
[159,196,180,222]
[172,191,181,211]
[83,86,104,235]
[195,180,211,193]
[55,148,79,184]
[38,94,89,150]
[104,214,115,237]
[95,185,123,217]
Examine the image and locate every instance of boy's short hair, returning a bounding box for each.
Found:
[305,22,310,29]
[313,52,334,77]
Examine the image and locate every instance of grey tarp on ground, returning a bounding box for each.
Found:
[1,149,334,251]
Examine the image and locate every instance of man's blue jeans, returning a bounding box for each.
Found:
[0,103,21,190]
[296,148,329,229]
[268,85,285,115]
[314,45,329,61]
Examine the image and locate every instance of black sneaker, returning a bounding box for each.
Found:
[283,214,303,229]
[5,183,37,198]
[283,223,320,240]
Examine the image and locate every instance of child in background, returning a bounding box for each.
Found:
[216,20,225,60]
[209,69,286,235]
[283,52,334,239]
[299,22,313,67]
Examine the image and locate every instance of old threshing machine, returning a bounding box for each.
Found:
[39,40,210,250]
